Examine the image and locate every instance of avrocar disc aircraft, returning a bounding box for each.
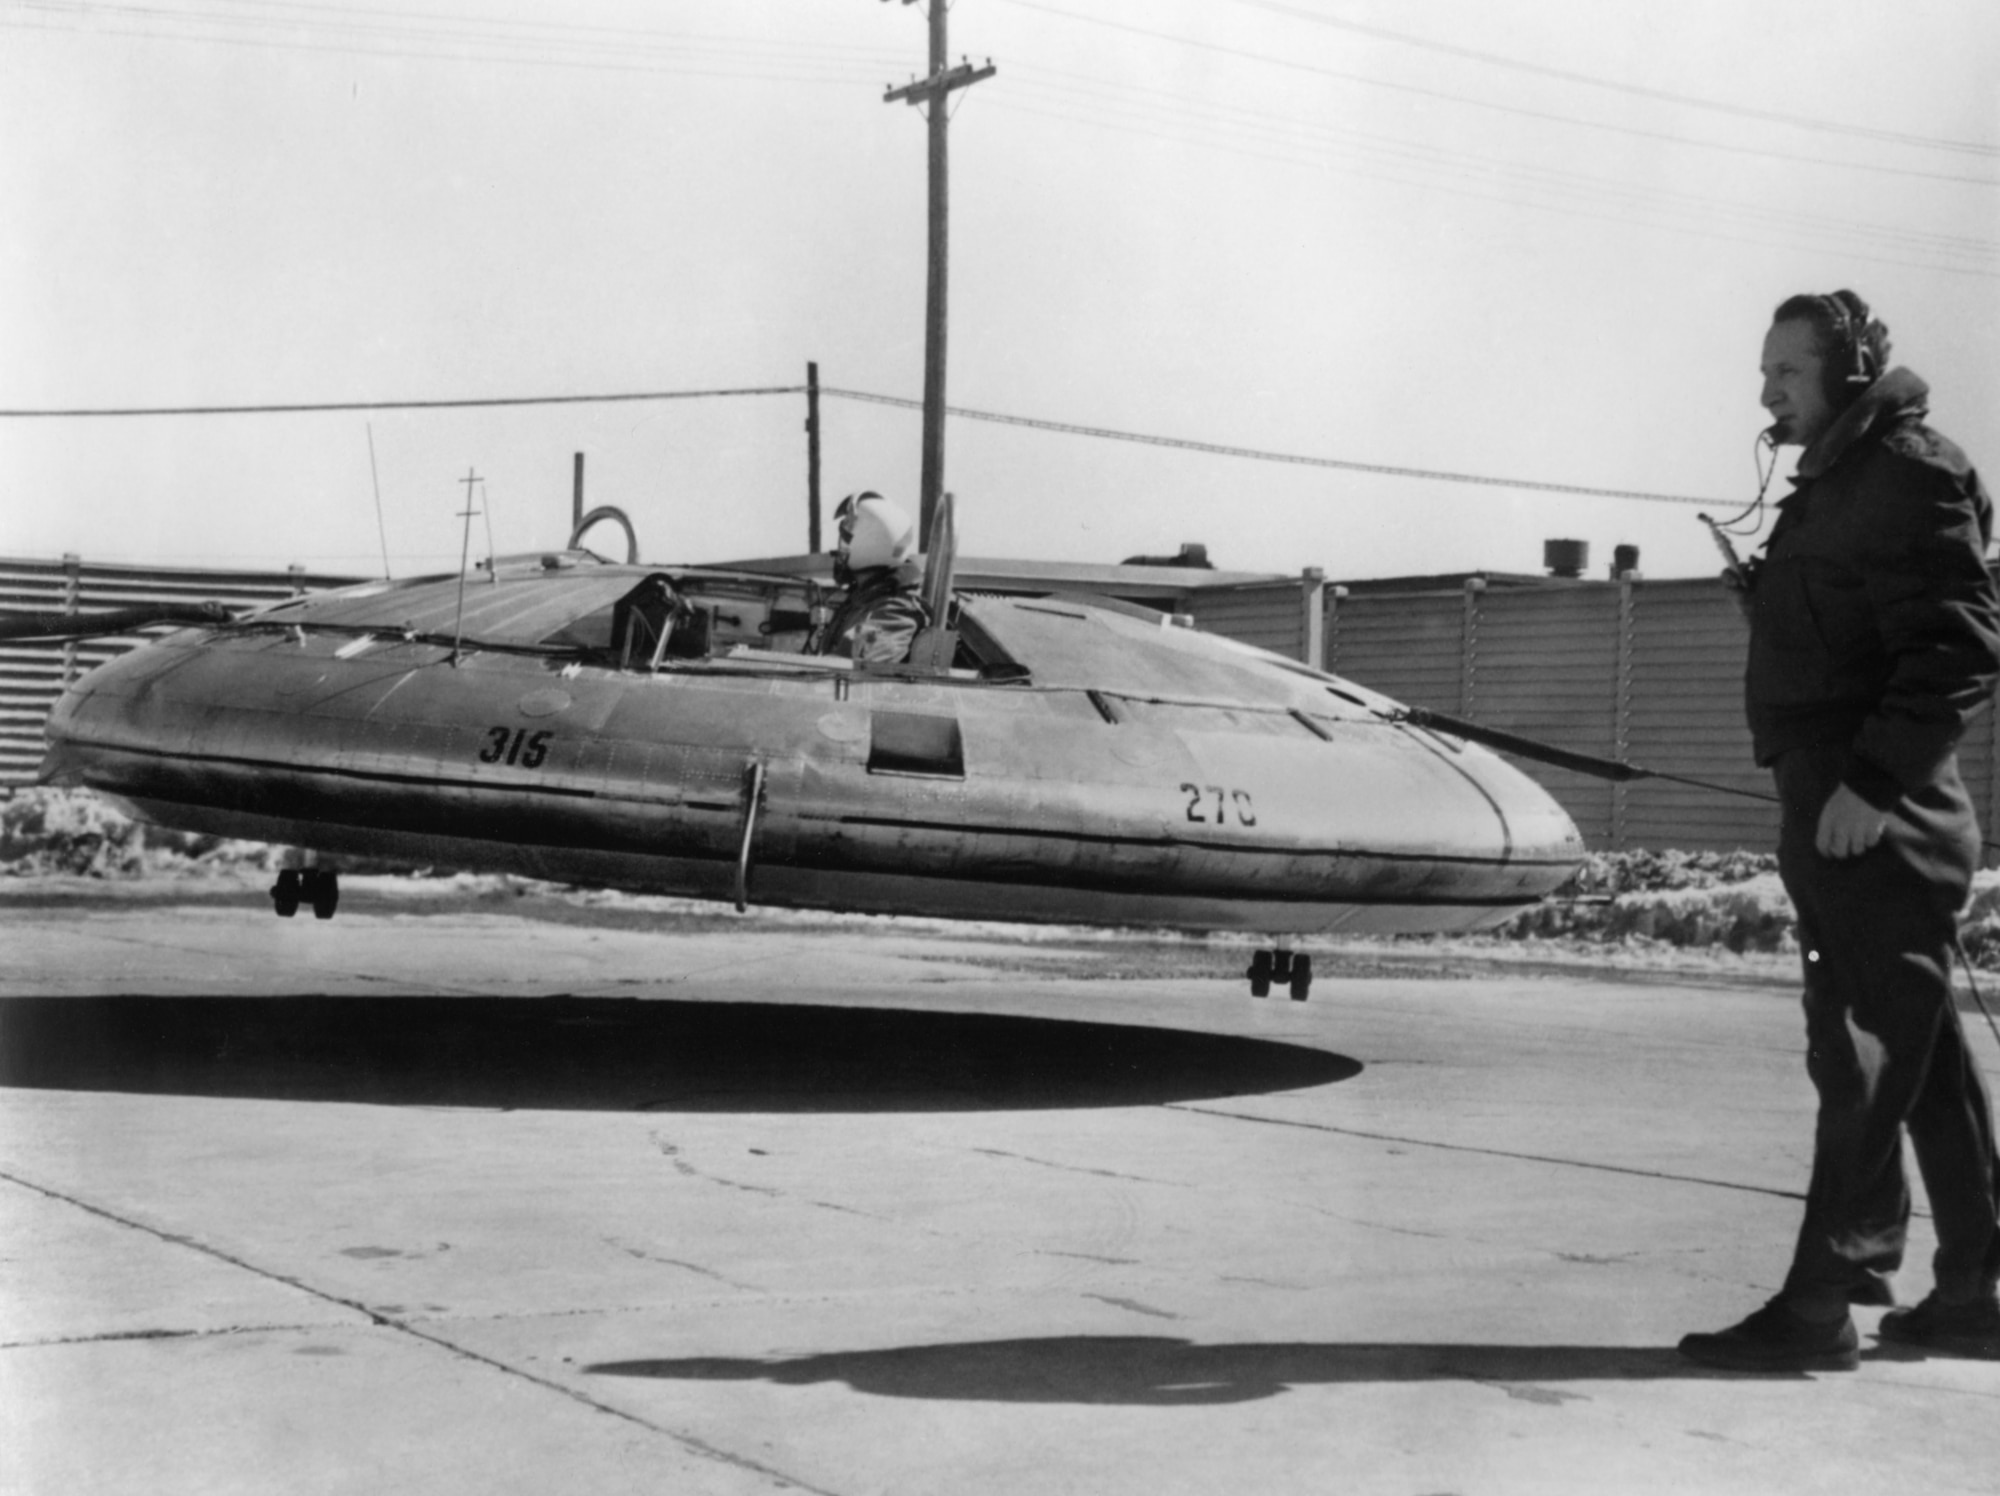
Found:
[34,501,1583,999]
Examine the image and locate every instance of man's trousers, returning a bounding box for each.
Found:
[1775,743,2000,1307]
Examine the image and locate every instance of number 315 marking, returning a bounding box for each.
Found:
[1182,782,1255,826]
[479,726,552,768]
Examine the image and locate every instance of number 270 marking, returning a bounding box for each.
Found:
[1182,783,1255,826]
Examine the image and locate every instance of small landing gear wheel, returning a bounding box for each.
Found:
[1271,950,1294,982]
[271,868,301,918]
[1289,953,1313,1002]
[1247,949,1272,998]
[303,868,340,920]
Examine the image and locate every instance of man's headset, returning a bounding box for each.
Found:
[1817,290,1888,394]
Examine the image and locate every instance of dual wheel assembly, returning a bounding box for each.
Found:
[271,867,339,920]
[1247,948,1312,1001]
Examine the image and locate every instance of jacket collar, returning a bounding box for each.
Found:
[846,558,922,597]
[1797,366,1929,478]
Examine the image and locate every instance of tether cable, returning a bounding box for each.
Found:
[1392,705,1779,802]
[1402,706,2000,859]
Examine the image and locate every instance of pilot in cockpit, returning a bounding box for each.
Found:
[813,491,929,665]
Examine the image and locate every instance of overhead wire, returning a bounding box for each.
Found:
[1225,0,1999,159]
[1000,0,1997,188]
[818,386,1727,508]
[3,1,907,85]
[0,380,1734,509]
[13,0,1992,276]
[0,385,808,419]
[984,11,1994,277]
[998,56,1998,258]
[988,86,1996,281]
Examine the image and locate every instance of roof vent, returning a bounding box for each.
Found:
[1543,539,1589,579]
[1121,542,1214,569]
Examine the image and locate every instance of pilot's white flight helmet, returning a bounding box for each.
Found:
[837,492,917,572]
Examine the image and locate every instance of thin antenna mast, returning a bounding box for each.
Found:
[451,468,481,666]
[481,481,498,585]
[365,423,392,579]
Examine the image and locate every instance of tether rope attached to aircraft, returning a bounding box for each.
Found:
[1404,701,2000,1045]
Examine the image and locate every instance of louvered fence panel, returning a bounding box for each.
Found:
[1465,587,1622,848]
[1,556,364,791]
[1326,591,1466,711]
[1619,580,1775,851]
[1186,581,1311,661]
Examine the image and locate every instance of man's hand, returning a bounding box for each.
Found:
[1816,783,1890,858]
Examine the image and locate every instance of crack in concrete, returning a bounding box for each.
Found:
[1083,1293,1181,1321]
[1038,1249,1141,1265]
[970,1146,1186,1187]
[1167,1104,1815,1203]
[649,1132,887,1222]
[0,1324,299,1351]
[605,1238,764,1292]
[0,1166,842,1495]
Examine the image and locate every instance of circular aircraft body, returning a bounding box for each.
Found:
[39,554,1584,938]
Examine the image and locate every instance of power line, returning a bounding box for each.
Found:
[1003,2,1997,187]
[989,91,1996,280]
[1224,0,1999,159]
[994,67,1997,259]
[0,385,807,418]
[0,378,1730,508]
[816,387,1726,509]
[990,6,1995,278]
[4,1,905,85]
[1004,48,1995,193]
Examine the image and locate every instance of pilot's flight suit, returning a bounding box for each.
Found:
[1744,367,2000,1308]
[817,563,929,667]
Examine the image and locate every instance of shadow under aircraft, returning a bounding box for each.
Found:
[0,996,1359,1113]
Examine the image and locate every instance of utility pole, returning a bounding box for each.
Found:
[883,1,994,551]
[806,361,822,553]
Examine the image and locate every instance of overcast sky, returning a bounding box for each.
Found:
[2,0,1994,583]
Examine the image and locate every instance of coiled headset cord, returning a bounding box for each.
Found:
[1953,937,2000,1055]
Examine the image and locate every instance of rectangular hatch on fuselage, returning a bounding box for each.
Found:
[866,711,965,778]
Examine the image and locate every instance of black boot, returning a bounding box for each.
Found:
[1877,1292,2000,1357]
[1678,1298,1859,1372]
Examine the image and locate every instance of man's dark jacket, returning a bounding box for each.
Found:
[1746,367,2000,807]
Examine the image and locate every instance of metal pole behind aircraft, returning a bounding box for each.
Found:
[919,1,947,551]
[807,361,822,554]
[884,2,994,552]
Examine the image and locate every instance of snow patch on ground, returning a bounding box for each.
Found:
[11,787,2000,973]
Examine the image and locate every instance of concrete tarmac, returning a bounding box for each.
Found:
[5,890,2000,1494]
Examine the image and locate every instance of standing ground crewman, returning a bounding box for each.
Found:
[1679,291,2000,1373]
